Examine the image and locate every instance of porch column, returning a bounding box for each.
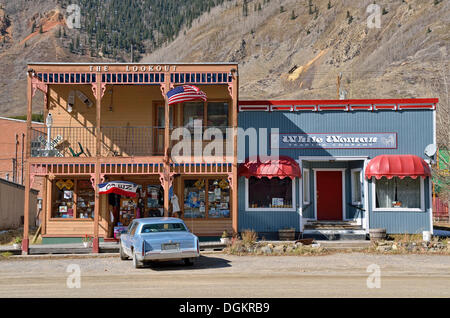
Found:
[231,70,239,235]
[163,76,171,217]
[22,73,33,254]
[92,162,100,253]
[92,77,102,253]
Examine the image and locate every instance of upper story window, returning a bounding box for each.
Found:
[183,101,229,131]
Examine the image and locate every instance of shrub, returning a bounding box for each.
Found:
[241,230,257,246]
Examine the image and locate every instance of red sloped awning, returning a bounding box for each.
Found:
[238,156,301,179]
[365,155,431,180]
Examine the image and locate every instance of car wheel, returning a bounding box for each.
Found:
[133,252,144,268]
[119,242,128,260]
[183,258,194,266]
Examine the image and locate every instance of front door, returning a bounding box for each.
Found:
[316,171,343,220]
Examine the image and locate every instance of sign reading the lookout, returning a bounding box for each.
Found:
[274,132,397,149]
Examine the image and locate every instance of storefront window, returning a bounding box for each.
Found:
[183,178,231,218]
[351,169,362,205]
[52,179,94,219]
[375,177,422,209]
[184,179,206,218]
[248,177,294,209]
[52,179,75,218]
[303,169,310,204]
[207,179,230,218]
[76,180,95,218]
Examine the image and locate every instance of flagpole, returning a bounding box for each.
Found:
[163,74,171,217]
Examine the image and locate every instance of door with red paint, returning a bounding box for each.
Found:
[316,171,343,220]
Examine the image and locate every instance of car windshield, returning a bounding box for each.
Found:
[141,222,188,233]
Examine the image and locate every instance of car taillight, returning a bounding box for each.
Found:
[197,239,199,254]
[142,241,145,257]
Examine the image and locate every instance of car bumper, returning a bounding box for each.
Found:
[138,249,200,261]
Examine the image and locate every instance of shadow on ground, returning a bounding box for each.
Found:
[139,255,231,271]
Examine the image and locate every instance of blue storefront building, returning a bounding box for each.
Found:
[237,98,438,239]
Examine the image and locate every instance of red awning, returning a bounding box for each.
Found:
[238,156,301,179]
[365,155,431,180]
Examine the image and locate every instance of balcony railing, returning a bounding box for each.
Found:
[31,126,96,158]
[30,126,235,159]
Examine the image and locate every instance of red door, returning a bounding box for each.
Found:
[316,171,343,220]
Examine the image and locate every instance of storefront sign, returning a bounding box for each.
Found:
[274,132,397,149]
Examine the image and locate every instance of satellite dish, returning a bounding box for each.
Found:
[424,144,437,157]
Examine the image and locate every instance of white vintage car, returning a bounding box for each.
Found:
[119,217,200,268]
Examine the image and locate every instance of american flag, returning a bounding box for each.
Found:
[166,85,207,105]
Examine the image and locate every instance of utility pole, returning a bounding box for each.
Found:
[131,44,134,63]
[15,134,18,182]
[337,73,341,99]
[21,133,25,185]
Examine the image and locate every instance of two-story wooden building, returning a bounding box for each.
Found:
[22,62,238,253]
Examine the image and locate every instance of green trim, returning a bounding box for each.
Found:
[198,236,220,242]
[42,237,105,244]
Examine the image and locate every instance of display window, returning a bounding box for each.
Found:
[183,178,230,219]
[51,178,94,219]
[374,177,424,211]
[247,177,295,210]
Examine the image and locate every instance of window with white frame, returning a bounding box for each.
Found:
[351,169,362,205]
[246,177,295,210]
[374,177,423,210]
[303,169,310,204]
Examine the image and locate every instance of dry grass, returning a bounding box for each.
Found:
[241,229,257,246]
[0,227,41,245]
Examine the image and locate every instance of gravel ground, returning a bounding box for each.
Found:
[0,252,449,297]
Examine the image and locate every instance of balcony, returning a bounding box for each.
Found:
[30,125,235,161]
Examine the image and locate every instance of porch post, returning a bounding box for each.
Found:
[22,72,33,254]
[231,70,239,235]
[92,77,102,253]
[163,75,171,217]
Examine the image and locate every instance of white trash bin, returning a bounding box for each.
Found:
[422,231,432,242]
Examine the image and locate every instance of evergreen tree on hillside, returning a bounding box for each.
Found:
[57,0,227,61]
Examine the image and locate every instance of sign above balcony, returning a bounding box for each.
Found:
[88,65,178,72]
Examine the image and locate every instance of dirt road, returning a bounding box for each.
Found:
[0,252,449,297]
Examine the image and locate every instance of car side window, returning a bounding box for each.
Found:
[127,222,136,235]
[130,223,138,236]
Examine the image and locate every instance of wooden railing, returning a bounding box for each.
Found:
[30,125,235,160]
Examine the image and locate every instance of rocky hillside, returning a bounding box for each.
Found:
[0,0,111,116]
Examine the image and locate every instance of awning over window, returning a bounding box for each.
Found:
[365,155,431,180]
[238,156,301,179]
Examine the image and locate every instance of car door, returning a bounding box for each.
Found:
[122,221,137,255]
